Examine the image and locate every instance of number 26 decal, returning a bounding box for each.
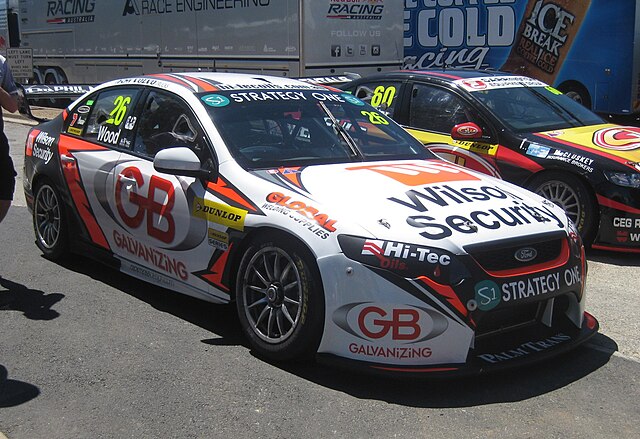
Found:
[106,95,131,126]
[361,110,389,125]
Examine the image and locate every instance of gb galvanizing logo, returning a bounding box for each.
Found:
[333,302,449,360]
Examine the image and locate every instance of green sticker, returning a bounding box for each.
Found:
[202,94,230,107]
[474,280,501,311]
[342,93,364,106]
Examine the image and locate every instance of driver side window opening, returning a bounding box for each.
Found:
[82,88,140,148]
[352,81,401,117]
[133,91,204,160]
[409,84,474,134]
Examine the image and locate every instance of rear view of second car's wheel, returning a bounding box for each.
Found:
[33,181,69,261]
[235,236,324,362]
[528,172,598,246]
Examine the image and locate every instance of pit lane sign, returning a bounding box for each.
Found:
[6,48,33,80]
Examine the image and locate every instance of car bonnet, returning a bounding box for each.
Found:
[274,159,569,252]
[530,123,640,166]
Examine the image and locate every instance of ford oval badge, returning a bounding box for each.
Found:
[514,247,537,262]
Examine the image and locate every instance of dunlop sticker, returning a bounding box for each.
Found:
[207,228,230,250]
[193,198,247,231]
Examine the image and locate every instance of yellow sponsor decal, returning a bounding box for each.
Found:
[545,86,562,95]
[406,129,498,156]
[406,129,450,145]
[453,140,498,156]
[193,198,247,231]
[67,126,83,136]
[538,124,640,161]
[207,228,230,250]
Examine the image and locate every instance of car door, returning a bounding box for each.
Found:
[109,89,234,302]
[58,87,142,252]
[404,82,503,178]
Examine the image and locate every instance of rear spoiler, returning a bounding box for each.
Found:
[296,73,360,88]
[16,83,95,123]
[21,83,96,99]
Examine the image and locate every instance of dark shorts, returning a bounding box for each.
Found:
[0,132,16,201]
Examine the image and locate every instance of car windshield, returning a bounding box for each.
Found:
[470,85,605,133]
[200,89,431,169]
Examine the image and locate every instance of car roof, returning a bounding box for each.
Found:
[96,72,328,96]
[350,68,517,84]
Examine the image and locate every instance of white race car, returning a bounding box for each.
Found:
[23,72,598,375]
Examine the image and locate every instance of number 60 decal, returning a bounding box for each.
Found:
[370,85,396,108]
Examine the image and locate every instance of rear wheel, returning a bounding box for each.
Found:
[528,172,597,246]
[33,182,69,260]
[235,236,324,361]
[559,82,592,110]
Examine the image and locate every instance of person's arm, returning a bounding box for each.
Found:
[0,86,18,113]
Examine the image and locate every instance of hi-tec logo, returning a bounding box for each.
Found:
[362,239,451,267]
[514,247,537,262]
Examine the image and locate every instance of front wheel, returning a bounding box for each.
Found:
[235,236,324,362]
[528,172,597,246]
[33,182,69,260]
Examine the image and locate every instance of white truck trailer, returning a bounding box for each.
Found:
[0,0,403,85]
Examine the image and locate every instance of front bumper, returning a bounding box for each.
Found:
[318,311,598,377]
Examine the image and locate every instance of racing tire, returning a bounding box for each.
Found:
[33,181,69,261]
[528,172,598,246]
[559,82,592,110]
[235,235,324,362]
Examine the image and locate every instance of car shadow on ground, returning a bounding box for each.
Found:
[58,256,617,408]
[58,256,247,348]
[267,335,618,408]
[0,365,40,408]
[586,248,640,267]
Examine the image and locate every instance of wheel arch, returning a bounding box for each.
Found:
[525,168,601,243]
[228,226,324,301]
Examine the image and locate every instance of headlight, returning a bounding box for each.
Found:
[338,235,470,285]
[604,170,640,188]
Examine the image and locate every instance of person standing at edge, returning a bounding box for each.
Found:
[0,53,19,224]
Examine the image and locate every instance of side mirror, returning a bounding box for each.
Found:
[153,147,215,180]
[16,84,48,123]
[450,122,483,141]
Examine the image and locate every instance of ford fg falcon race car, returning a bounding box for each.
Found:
[23,72,598,375]
[341,69,640,252]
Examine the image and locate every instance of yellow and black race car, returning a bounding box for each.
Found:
[341,70,640,253]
